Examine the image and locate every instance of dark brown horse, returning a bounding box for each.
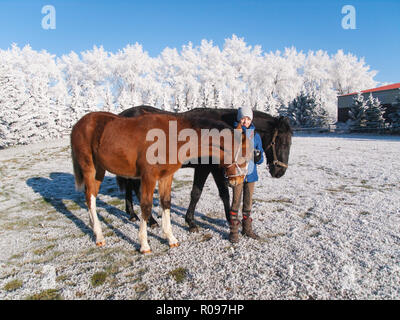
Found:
[71,111,250,253]
[117,106,293,231]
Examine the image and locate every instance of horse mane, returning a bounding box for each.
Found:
[187,116,234,131]
[253,110,293,135]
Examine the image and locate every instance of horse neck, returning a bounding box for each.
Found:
[178,124,234,165]
[255,117,275,144]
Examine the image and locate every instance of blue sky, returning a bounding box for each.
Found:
[0,0,399,84]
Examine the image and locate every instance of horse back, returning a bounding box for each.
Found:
[71,112,118,153]
[120,106,237,128]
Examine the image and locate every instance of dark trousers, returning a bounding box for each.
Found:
[231,181,255,216]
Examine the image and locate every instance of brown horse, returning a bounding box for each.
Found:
[70,111,250,253]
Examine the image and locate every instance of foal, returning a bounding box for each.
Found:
[71,112,250,253]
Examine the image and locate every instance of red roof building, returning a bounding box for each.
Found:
[337,82,400,122]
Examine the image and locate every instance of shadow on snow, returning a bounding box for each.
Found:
[26,172,228,249]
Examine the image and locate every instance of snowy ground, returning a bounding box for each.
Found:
[0,134,399,300]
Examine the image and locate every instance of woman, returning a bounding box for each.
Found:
[229,106,264,243]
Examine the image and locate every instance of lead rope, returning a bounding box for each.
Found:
[225,134,249,178]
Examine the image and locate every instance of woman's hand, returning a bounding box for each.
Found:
[254,149,262,163]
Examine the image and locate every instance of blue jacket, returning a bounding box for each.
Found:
[233,121,264,183]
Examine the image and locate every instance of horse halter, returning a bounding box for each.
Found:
[265,129,289,169]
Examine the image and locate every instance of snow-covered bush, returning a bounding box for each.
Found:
[279,92,330,128]
[347,92,368,132]
[365,94,385,130]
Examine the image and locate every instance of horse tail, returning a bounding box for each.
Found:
[116,176,127,192]
[71,148,85,192]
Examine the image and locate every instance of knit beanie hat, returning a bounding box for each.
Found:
[237,106,253,121]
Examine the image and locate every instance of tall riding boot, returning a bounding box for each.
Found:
[242,213,259,239]
[229,211,240,243]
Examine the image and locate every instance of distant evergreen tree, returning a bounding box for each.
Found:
[348,92,367,132]
[281,92,330,128]
[365,94,385,130]
[387,89,400,131]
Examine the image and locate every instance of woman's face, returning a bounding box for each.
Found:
[240,116,252,128]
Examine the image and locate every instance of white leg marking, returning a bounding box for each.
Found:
[138,218,151,253]
[161,208,178,246]
[89,194,104,245]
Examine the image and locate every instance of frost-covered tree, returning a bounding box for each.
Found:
[348,92,368,131]
[331,50,377,96]
[0,44,67,146]
[303,50,337,120]
[280,92,329,128]
[263,47,305,115]
[59,51,99,123]
[111,43,161,111]
[0,37,382,147]
[222,35,264,110]
[365,94,385,129]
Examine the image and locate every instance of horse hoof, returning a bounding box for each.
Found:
[189,226,199,233]
[141,249,152,255]
[129,216,138,222]
[96,240,106,247]
[169,243,180,248]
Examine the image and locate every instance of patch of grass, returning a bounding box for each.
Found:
[200,233,213,242]
[172,179,192,189]
[2,214,53,231]
[310,230,321,238]
[91,271,108,287]
[265,232,286,239]
[26,289,62,300]
[326,185,358,195]
[44,213,59,221]
[2,220,30,231]
[60,146,70,153]
[9,253,24,260]
[356,184,374,190]
[325,185,347,193]
[133,283,148,293]
[51,251,63,259]
[56,275,68,283]
[299,208,313,219]
[106,198,121,207]
[318,217,332,225]
[359,211,370,216]
[105,264,120,275]
[100,216,113,225]
[40,197,52,205]
[340,198,356,204]
[168,267,188,283]
[64,200,81,211]
[317,166,338,176]
[266,198,293,204]
[4,279,23,291]
[33,245,56,256]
